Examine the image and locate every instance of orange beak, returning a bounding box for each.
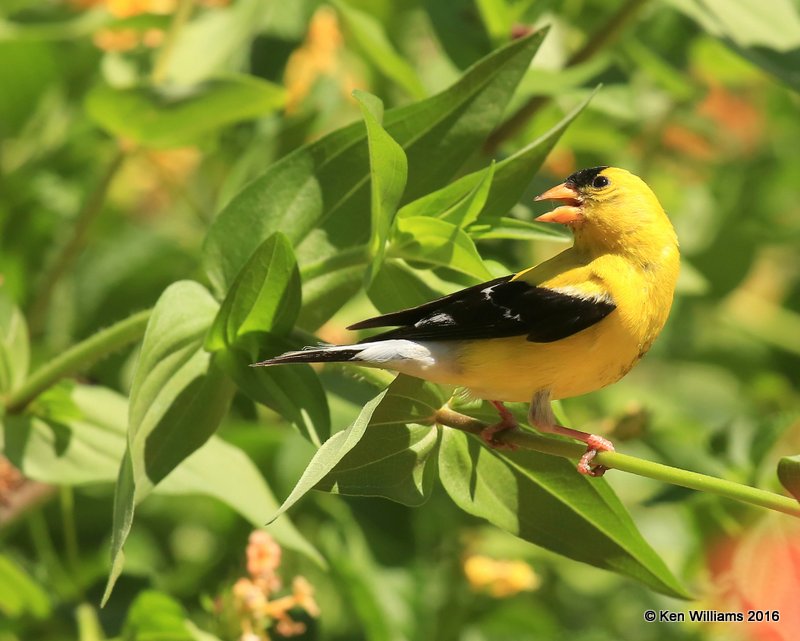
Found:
[534,182,583,225]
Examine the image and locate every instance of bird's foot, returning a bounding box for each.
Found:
[481,401,519,450]
[576,434,615,477]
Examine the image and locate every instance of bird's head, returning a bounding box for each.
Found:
[534,166,678,259]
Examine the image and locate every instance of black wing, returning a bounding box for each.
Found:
[348,275,616,344]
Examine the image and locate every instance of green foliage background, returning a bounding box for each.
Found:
[1,0,800,640]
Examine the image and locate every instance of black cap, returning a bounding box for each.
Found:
[565,166,609,188]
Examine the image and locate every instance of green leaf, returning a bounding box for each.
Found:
[271,386,391,521]
[203,30,548,297]
[396,90,595,224]
[0,554,51,619]
[205,233,301,352]
[0,287,29,395]
[389,216,493,280]
[467,216,570,242]
[129,281,233,493]
[4,382,128,485]
[316,376,444,506]
[437,161,495,228]
[334,1,426,99]
[94,386,320,602]
[778,455,800,502]
[217,335,330,445]
[1,380,318,564]
[438,429,689,598]
[354,90,409,284]
[366,259,446,313]
[85,74,286,148]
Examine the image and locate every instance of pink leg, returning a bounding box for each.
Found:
[480,401,519,449]
[528,391,615,477]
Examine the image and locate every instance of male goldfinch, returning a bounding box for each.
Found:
[255,167,680,476]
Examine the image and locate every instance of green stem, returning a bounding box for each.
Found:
[484,0,651,153]
[60,486,83,598]
[150,0,196,86]
[4,309,152,414]
[28,147,127,334]
[435,407,800,518]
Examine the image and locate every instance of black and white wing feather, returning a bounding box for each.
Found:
[349,275,616,344]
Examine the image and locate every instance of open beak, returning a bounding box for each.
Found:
[534,182,583,225]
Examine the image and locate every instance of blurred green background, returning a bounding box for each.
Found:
[1,0,800,640]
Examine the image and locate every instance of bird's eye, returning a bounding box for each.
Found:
[592,175,609,188]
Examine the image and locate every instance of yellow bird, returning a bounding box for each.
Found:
[255,167,680,476]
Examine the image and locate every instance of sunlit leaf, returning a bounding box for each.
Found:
[354,90,408,284]
[396,90,595,224]
[205,233,301,352]
[203,31,548,298]
[217,334,330,445]
[389,216,493,280]
[316,376,444,506]
[438,429,690,598]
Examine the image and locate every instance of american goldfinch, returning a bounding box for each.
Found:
[255,167,680,476]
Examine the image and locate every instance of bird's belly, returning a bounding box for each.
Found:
[455,319,642,402]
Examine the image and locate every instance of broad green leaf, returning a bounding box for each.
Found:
[205,233,301,352]
[0,555,50,619]
[316,376,444,506]
[438,429,689,598]
[354,90,409,284]
[271,386,390,521]
[128,281,233,493]
[0,381,317,565]
[217,335,330,446]
[467,216,570,242]
[203,30,548,297]
[389,216,493,280]
[396,90,595,224]
[85,74,286,148]
[367,259,446,313]
[437,161,495,228]
[334,1,426,99]
[4,382,129,484]
[298,263,365,331]
[0,287,28,394]
[778,455,800,501]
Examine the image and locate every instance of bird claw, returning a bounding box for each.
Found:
[576,434,615,477]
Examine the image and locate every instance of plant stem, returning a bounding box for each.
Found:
[60,486,83,598]
[28,147,127,334]
[484,0,651,153]
[150,0,196,86]
[435,406,800,518]
[4,309,151,414]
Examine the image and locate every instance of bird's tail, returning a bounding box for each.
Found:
[251,344,365,367]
